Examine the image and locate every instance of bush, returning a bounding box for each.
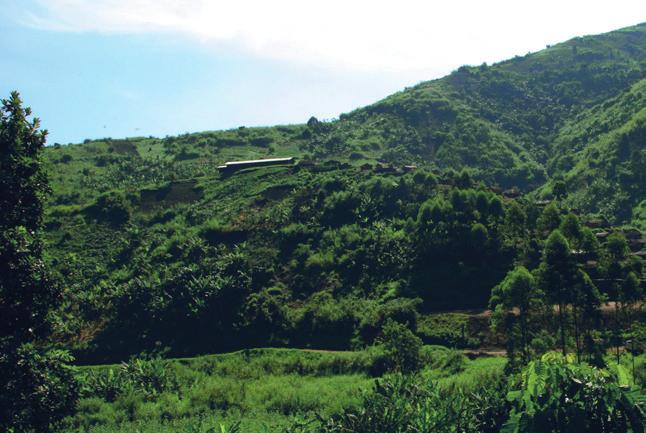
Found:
[425,347,468,374]
[80,355,179,401]
[84,192,132,226]
[59,154,73,163]
[120,356,180,400]
[380,319,422,373]
[81,367,130,402]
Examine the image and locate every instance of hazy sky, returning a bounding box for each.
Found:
[1,0,644,144]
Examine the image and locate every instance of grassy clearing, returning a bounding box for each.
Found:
[63,347,506,433]
[65,348,375,433]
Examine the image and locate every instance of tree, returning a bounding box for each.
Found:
[475,190,490,217]
[619,271,643,328]
[488,196,504,220]
[470,223,489,252]
[614,272,643,364]
[605,232,629,263]
[490,266,543,363]
[601,232,633,361]
[571,270,602,363]
[456,168,472,188]
[579,227,600,259]
[537,230,576,355]
[503,201,528,260]
[621,272,643,306]
[559,214,583,249]
[536,203,561,234]
[552,179,567,200]
[0,91,77,431]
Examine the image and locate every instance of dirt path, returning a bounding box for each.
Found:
[429,301,634,318]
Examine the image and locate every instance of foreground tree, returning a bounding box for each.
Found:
[503,353,644,433]
[537,230,576,356]
[0,91,77,432]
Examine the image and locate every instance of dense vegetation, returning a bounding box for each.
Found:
[2,22,646,433]
[45,154,645,363]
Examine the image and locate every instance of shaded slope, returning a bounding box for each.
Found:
[543,78,646,224]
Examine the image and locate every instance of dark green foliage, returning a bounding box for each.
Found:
[0,92,78,432]
[380,319,422,373]
[570,271,604,363]
[502,353,645,433]
[622,271,643,305]
[84,191,132,226]
[20,23,646,433]
[537,203,562,234]
[1,346,78,433]
[42,156,643,363]
[0,92,51,342]
[85,246,253,360]
[546,78,646,225]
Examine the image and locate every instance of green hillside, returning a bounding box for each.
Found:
[45,23,646,220]
[337,23,645,185]
[545,78,646,226]
[4,20,646,433]
[39,23,646,363]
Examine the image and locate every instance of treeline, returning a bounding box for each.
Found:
[490,224,643,368]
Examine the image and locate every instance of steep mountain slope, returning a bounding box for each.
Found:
[544,78,646,226]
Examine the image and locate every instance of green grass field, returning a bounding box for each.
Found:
[63,346,506,433]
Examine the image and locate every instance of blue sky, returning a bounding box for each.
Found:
[1,0,644,145]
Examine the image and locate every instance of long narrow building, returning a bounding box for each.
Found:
[218,157,295,173]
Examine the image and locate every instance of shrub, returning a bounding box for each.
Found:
[315,374,508,433]
[81,356,179,401]
[380,319,422,373]
[426,348,468,375]
[120,356,180,400]
[84,192,132,226]
[81,367,130,402]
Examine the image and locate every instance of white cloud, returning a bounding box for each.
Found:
[17,0,646,72]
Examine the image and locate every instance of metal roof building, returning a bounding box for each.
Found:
[218,157,295,172]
